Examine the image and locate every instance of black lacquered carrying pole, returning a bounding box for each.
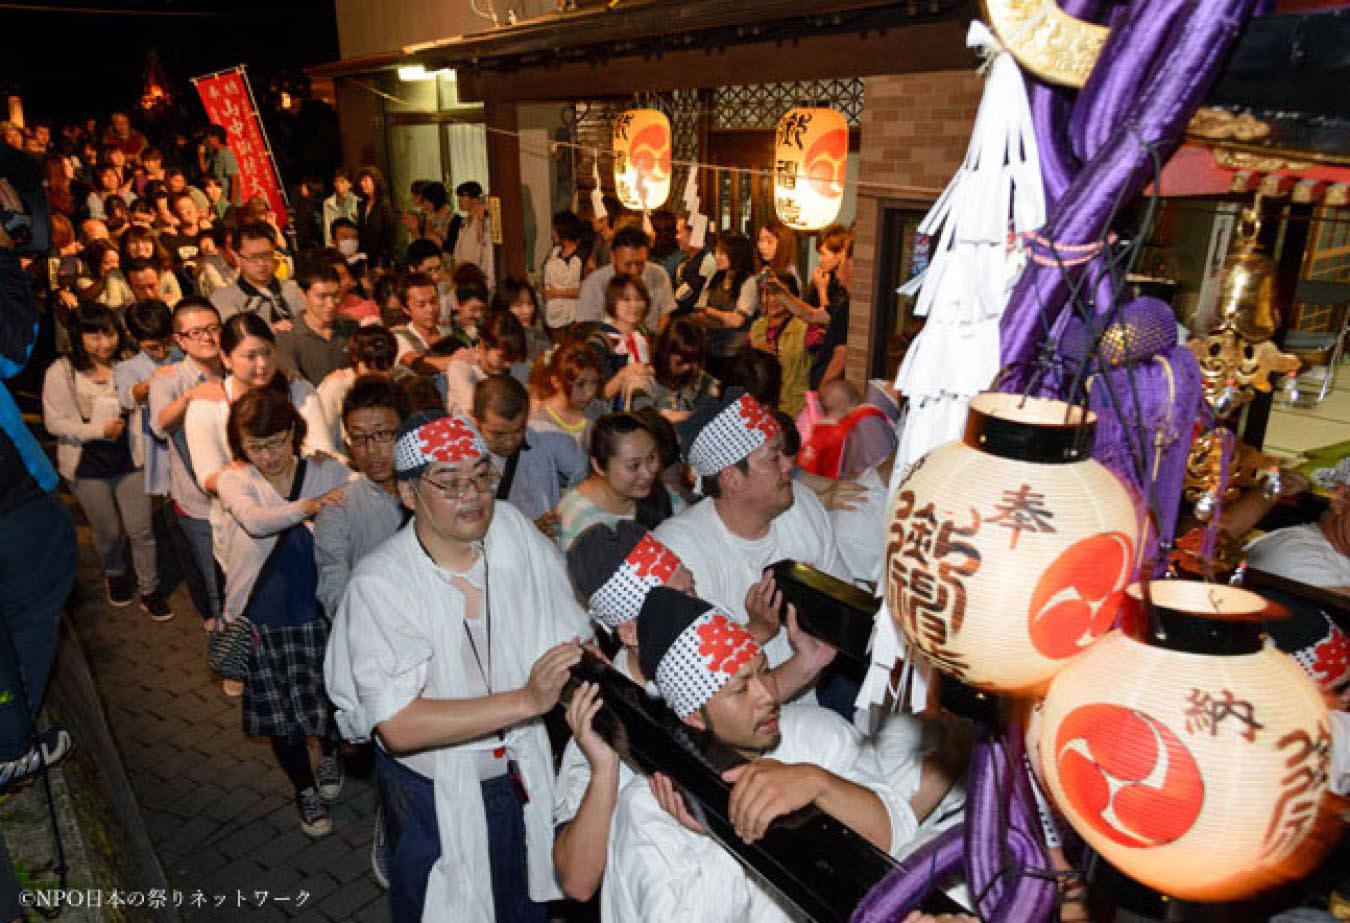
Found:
[562,651,898,923]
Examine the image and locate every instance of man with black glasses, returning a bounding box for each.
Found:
[210,222,304,328]
[325,410,589,921]
[148,297,227,629]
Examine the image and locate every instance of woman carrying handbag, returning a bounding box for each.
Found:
[213,387,351,838]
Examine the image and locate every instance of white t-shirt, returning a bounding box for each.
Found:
[653,486,851,669]
[1245,523,1350,589]
[543,246,584,329]
[828,467,889,587]
[444,359,488,417]
[552,647,651,826]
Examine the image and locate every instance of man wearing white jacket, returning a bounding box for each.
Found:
[602,588,914,922]
[324,411,588,921]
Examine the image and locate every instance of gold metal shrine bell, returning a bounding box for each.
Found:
[1215,205,1278,342]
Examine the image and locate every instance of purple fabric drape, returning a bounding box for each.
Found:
[1000,0,1261,385]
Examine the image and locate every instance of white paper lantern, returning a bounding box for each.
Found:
[885,393,1141,694]
[773,107,848,230]
[1037,581,1333,901]
[612,109,671,212]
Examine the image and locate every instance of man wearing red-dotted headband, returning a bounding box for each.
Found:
[656,388,852,707]
[600,587,916,921]
[324,409,591,922]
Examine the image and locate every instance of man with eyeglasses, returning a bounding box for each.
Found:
[326,410,589,921]
[315,377,408,618]
[209,222,304,329]
[148,298,227,629]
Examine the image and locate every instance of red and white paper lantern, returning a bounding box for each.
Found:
[612,108,672,212]
[1036,581,1333,901]
[773,107,848,231]
[885,393,1141,694]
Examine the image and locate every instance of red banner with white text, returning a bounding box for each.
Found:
[192,68,287,225]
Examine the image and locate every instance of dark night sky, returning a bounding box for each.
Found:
[0,0,339,125]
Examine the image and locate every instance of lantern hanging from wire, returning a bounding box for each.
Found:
[885,393,1142,694]
[612,108,671,212]
[773,106,848,230]
[1036,581,1333,901]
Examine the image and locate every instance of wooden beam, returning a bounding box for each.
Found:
[456,18,971,102]
[414,0,960,65]
[485,100,527,280]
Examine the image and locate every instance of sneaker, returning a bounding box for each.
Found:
[106,572,135,607]
[222,679,244,697]
[0,727,74,792]
[316,754,344,801]
[297,787,332,838]
[139,592,175,622]
[371,808,390,890]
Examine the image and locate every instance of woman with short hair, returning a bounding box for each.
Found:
[215,387,352,837]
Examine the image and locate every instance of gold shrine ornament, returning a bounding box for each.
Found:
[981,0,1109,87]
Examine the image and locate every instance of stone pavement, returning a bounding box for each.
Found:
[65,501,390,923]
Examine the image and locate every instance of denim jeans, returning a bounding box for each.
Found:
[175,509,221,620]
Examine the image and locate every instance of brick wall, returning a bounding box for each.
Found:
[847,70,984,384]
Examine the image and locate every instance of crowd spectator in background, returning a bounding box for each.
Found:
[671,213,716,315]
[695,230,758,381]
[555,411,666,550]
[542,210,584,334]
[211,223,305,325]
[42,305,168,617]
[322,168,359,248]
[276,256,356,386]
[575,226,674,330]
[356,167,396,267]
[639,316,719,422]
[492,276,550,367]
[648,208,682,281]
[528,342,603,449]
[214,387,350,837]
[443,310,525,416]
[452,180,494,288]
[200,125,240,208]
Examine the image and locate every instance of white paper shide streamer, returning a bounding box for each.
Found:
[890,20,1044,485]
[860,21,1045,713]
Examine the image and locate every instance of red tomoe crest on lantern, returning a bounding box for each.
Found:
[1028,532,1133,659]
[774,107,848,231]
[885,393,1141,694]
[1037,582,1335,901]
[1055,703,1205,849]
[612,109,671,212]
[804,127,847,199]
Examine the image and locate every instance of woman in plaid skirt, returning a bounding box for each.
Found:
[216,387,353,837]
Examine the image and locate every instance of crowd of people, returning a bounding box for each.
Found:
[3,108,1349,923]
